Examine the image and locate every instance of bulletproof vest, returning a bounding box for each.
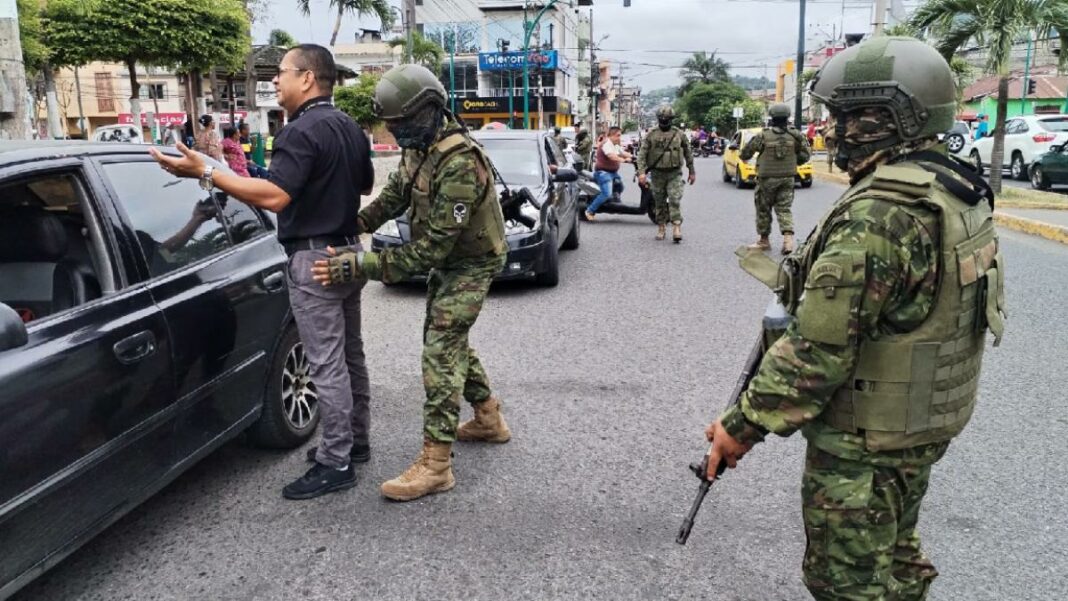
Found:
[645,128,684,170]
[796,163,1005,451]
[756,127,801,178]
[403,130,507,259]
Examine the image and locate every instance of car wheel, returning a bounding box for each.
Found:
[249,324,319,448]
[561,206,581,250]
[945,133,965,154]
[1031,165,1051,190]
[735,167,745,189]
[1011,153,1027,181]
[970,150,984,176]
[800,178,812,189]
[722,164,732,183]
[536,223,560,287]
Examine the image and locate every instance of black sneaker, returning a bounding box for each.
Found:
[282,462,357,500]
[307,441,373,465]
[306,444,370,464]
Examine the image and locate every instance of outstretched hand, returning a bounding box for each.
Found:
[148,142,206,179]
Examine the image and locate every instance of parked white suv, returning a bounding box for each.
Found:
[969,114,1068,180]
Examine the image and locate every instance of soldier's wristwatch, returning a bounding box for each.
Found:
[199,165,215,191]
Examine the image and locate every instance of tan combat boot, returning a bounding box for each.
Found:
[457,396,511,443]
[781,233,795,255]
[656,224,666,241]
[672,222,682,243]
[380,440,455,501]
[747,236,771,251]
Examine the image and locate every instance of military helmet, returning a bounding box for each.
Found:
[768,103,791,119]
[656,105,675,120]
[374,64,447,120]
[809,36,955,141]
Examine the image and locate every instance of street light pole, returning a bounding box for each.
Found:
[523,0,559,129]
[794,0,807,129]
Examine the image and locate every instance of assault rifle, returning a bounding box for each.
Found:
[676,296,792,545]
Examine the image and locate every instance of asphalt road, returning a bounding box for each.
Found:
[16,157,1068,601]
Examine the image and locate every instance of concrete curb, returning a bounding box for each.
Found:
[993,212,1068,245]
[812,168,1068,245]
[996,201,1068,210]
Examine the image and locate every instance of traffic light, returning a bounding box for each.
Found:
[1027,79,1036,95]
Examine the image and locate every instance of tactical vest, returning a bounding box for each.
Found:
[794,163,1005,452]
[645,129,684,171]
[756,128,801,178]
[403,130,507,259]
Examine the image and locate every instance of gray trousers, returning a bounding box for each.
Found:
[285,246,370,468]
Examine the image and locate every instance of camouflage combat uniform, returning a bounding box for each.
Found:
[741,126,810,236]
[575,135,594,168]
[638,126,694,225]
[724,146,1004,599]
[358,119,507,443]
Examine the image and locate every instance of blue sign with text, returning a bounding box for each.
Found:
[479,50,559,71]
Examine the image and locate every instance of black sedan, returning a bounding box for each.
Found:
[371,130,581,286]
[0,142,316,598]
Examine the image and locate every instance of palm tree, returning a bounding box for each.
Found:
[268,29,298,48]
[297,0,394,48]
[388,32,445,72]
[911,0,1068,193]
[679,51,731,95]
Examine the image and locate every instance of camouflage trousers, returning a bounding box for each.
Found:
[650,169,685,225]
[754,176,795,236]
[421,256,505,443]
[802,445,939,600]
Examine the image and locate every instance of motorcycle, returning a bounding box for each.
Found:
[578,159,656,223]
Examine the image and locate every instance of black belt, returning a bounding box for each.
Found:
[282,235,358,257]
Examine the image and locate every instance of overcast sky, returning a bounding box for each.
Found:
[253,0,922,92]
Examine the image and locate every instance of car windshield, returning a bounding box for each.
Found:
[477,138,544,187]
[1039,117,1068,132]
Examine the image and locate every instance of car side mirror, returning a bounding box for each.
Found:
[728,143,739,151]
[553,167,579,183]
[1052,144,1064,153]
[0,303,29,353]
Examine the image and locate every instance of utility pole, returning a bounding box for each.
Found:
[617,65,624,128]
[404,0,415,63]
[794,0,806,129]
[73,66,86,138]
[449,23,456,115]
[1021,31,1033,115]
[873,0,888,36]
[0,0,30,139]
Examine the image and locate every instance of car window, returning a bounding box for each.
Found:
[477,138,545,187]
[1039,117,1068,132]
[102,162,231,278]
[215,193,268,244]
[1004,120,1019,134]
[544,138,565,166]
[1016,120,1030,133]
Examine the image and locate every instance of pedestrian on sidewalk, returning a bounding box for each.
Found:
[150,44,376,501]
[194,114,223,162]
[239,122,270,178]
[637,106,695,242]
[741,103,810,254]
[222,126,251,177]
[705,36,1003,600]
[586,126,632,220]
[310,63,512,503]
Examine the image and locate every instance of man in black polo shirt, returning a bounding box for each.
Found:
[150,44,374,500]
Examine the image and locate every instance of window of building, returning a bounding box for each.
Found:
[436,60,479,98]
[139,84,166,100]
[102,162,232,278]
[95,73,115,112]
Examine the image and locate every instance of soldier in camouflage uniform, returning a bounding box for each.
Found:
[552,126,568,152]
[704,37,1005,600]
[312,64,511,502]
[741,103,811,254]
[638,106,695,242]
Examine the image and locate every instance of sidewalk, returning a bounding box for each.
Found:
[811,168,1068,246]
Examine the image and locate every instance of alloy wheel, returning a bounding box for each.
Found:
[281,342,318,430]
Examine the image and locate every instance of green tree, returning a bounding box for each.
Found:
[949,55,974,112]
[388,32,445,71]
[16,0,49,75]
[679,51,731,95]
[334,74,381,128]
[45,0,249,128]
[676,80,747,126]
[297,0,393,48]
[911,0,1068,193]
[704,97,765,137]
[268,28,298,48]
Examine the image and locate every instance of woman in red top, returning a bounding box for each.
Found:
[221,126,251,177]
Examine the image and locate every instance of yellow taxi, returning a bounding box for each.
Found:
[722,127,813,189]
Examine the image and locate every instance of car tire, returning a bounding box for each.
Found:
[1031,165,1051,190]
[970,150,984,176]
[536,223,560,287]
[735,167,746,189]
[800,178,812,189]
[1011,153,1029,181]
[945,133,965,154]
[561,207,580,250]
[722,164,732,183]
[248,324,320,448]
